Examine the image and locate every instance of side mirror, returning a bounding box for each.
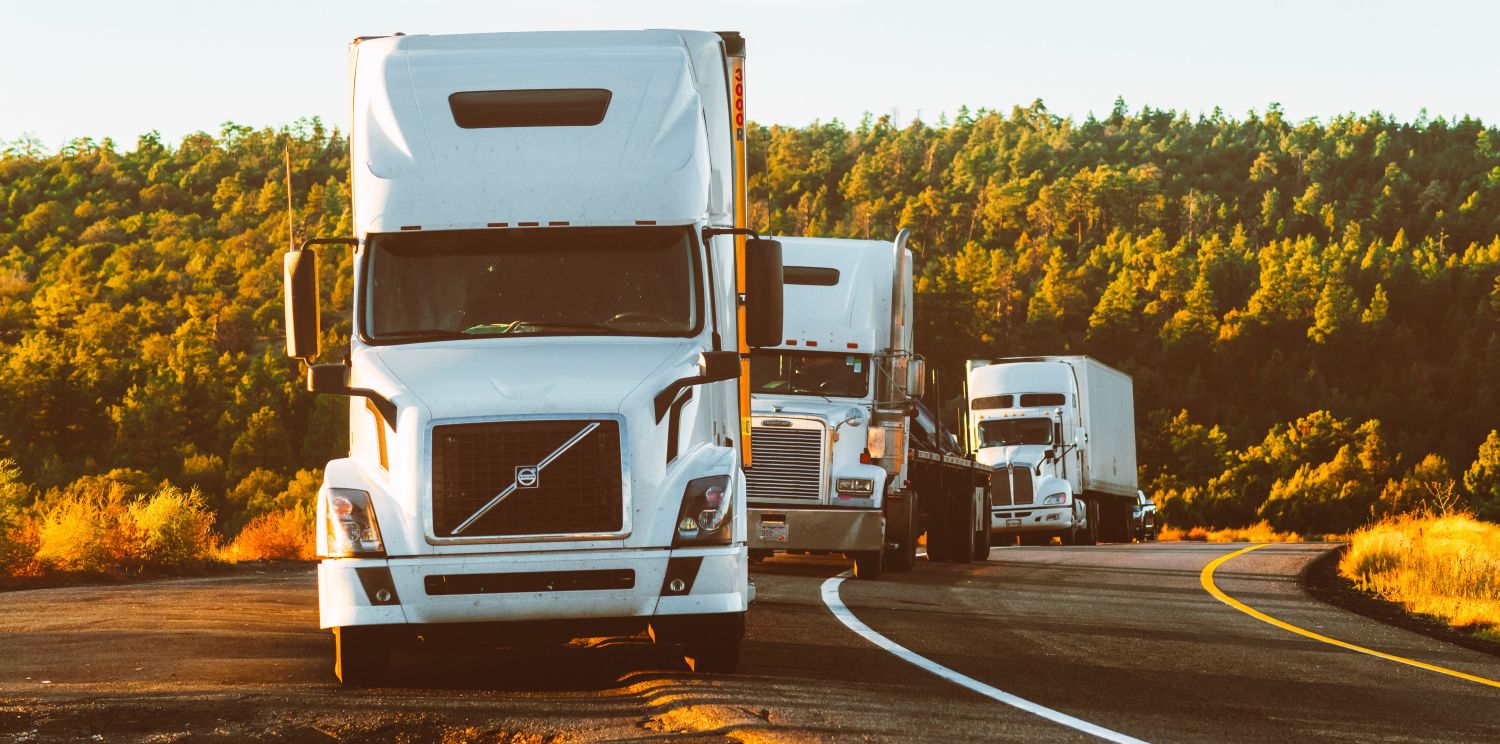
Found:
[307,362,351,393]
[699,350,741,382]
[907,357,926,400]
[744,237,784,348]
[283,248,320,361]
[307,362,399,430]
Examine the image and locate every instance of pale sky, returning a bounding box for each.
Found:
[3,0,1497,150]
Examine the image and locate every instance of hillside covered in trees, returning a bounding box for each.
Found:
[0,102,1498,570]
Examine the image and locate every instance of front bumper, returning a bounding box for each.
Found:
[318,545,746,629]
[747,507,884,552]
[990,504,1072,534]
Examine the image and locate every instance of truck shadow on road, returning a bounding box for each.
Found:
[381,636,694,692]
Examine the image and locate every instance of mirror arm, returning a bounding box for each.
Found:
[701,226,763,243]
[310,381,398,431]
[346,388,398,431]
[299,237,359,252]
[653,351,741,422]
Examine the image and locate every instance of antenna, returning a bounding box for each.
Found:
[284,139,295,252]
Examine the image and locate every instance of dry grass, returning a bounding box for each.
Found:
[1340,513,1500,636]
[222,505,315,561]
[1158,520,1303,543]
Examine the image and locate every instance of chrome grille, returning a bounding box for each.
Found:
[745,424,825,501]
[991,467,1035,506]
[430,419,623,538]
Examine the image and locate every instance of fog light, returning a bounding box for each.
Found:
[669,578,686,592]
[375,588,392,602]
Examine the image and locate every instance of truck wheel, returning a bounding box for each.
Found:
[885,492,919,572]
[1073,498,1099,546]
[853,551,885,579]
[970,491,992,561]
[950,498,975,564]
[333,626,390,687]
[679,613,744,674]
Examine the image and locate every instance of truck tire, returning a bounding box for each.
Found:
[949,494,976,564]
[853,551,885,579]
[333,626,390,687]
[971,490,992,561]
[1104,499,1132,543]
[676,613,744,674]
[1070,498,1099,546]
[885,492,919,572]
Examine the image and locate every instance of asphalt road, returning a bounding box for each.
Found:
[1,543,1497,742]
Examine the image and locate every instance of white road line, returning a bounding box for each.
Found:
[820,573,1149,744]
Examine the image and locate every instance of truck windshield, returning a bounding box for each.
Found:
[978,418,1053,447]
[751,351,869,398]
[363,226,699,341]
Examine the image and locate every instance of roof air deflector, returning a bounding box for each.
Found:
[448,89,613,129]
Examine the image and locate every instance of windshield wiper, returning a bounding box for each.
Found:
[463,321,616,335]
[378,329,469,342]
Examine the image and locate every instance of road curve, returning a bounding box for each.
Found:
[0,543,1495,742]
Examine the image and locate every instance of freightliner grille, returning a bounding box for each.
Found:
[430,420,623,538]
[992,466,1035,506]
[744,423,825,501]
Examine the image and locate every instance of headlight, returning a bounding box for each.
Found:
[836,477,875,496]
[323,488,385,558]
[674,475,733,546]
[1042,493,1067,506]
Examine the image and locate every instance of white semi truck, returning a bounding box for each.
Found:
[281,30,784,684]
[965,356,1137,545]
[744,233,992,578]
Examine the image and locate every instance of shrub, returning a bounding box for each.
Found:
[225,505,315,561]
[36,488,133,572]
[36,482,217,573]
[0,458,40,575]
[126,486,217,568]
[1157,521,1301,543]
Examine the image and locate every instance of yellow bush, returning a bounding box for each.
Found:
[36,484,217,573]
[126,486,217,568]
[36,489,134,572]
[224,505,315,561]
[1341,514,1500,634]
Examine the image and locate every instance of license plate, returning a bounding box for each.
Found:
[759,522,788,542]
[1005,518,1022,527]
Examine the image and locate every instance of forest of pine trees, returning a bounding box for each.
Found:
[0,102,1498,571]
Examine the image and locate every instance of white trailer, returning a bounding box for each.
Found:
[965,356,1137,544]
[744,234,992,578]
[281,30,784,684]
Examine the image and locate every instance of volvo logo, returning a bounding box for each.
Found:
[762,419,794,427]
[515,465,540,489]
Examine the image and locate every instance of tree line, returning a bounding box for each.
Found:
[0,101,1496,557]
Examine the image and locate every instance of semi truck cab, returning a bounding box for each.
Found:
[282,30,783,684]
[743,234,991,577]
[967,357,1138,546]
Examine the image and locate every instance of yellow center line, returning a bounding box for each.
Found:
[1200,543,1500,691]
